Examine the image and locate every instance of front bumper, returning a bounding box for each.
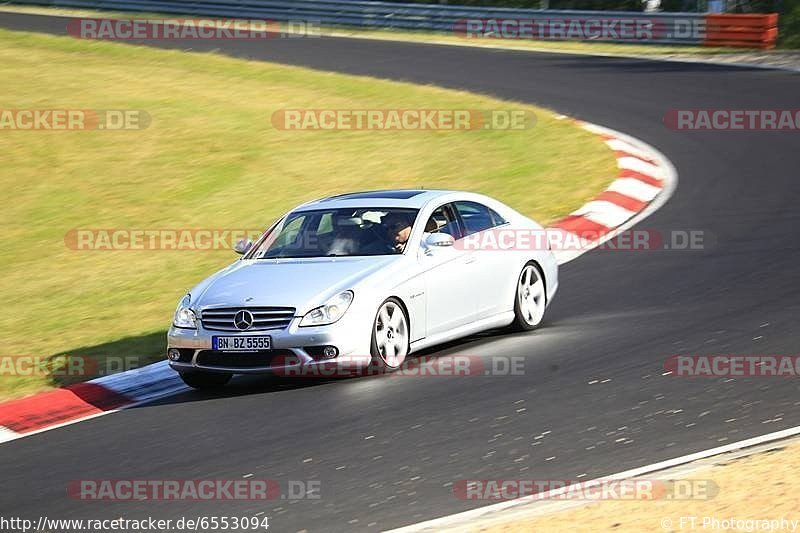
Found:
[167,311,372,375]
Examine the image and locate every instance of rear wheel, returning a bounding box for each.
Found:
[179,371,232,389]
[370,298,409,372]
[512,262,546,331]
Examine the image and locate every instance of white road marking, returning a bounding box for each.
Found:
[0,410,116,444]
[0,426,18,443]
[387,425,800,532]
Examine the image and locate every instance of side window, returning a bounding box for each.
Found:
[454,201,497,236]
[424,204,462,240]
[489,208,507,227]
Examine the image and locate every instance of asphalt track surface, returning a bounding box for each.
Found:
[2,12,800,531]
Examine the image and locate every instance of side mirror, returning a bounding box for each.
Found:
[234,238,253,255]
[424,232,455,248]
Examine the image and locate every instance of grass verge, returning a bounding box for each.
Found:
[0,27,615,401]
[482,438,800,532]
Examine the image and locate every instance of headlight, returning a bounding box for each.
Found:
[299,291,354,327]
[173,294,197,329]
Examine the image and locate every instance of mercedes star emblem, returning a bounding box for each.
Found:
[233,309,254,330]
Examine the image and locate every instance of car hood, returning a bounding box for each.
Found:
[193,256,400,313]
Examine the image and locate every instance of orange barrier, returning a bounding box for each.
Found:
[704,13,779,49]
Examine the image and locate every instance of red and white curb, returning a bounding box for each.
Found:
[548,119,677,265]
[0,119,676,445]
[0,361,188,444]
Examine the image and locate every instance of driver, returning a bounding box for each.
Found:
[382,212,414,253]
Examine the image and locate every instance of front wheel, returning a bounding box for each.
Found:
[511,262,546,331]
[179,371,232,389]
[370,298,409,372]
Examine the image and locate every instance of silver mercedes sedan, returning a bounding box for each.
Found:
[167,189,558,388]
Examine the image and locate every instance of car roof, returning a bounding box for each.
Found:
[293,189,460,211]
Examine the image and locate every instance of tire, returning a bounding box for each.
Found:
[179,371,232,389]
[370,297,410,373]
[511,262,547,331]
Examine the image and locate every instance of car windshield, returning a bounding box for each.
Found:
[248,208,419,259]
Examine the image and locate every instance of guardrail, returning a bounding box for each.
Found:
[8,0,779,48]
[705,13,778,48]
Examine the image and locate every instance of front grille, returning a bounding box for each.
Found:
[195,350,295,369]
[200,306,296,331]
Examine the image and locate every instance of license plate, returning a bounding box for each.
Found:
[212,336,271,352]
